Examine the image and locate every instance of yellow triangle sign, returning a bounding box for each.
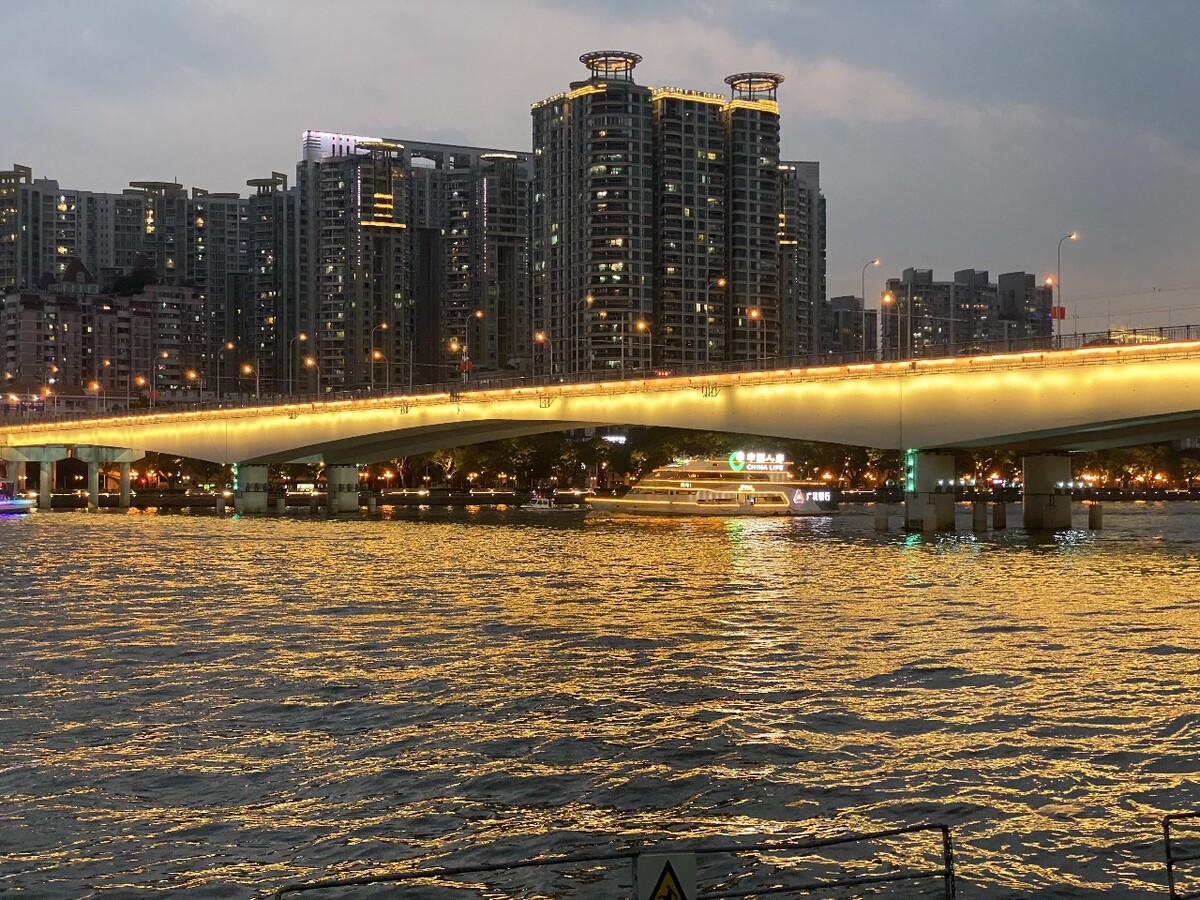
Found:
[649,860,688,900]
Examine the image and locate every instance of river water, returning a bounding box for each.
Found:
[0,502,1197,898]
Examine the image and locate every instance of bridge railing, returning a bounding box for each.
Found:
[271,822,956,899]
[1166,812,1200,900]
[4,323,1200,427]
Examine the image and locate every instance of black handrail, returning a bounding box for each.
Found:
[272,821,955,899]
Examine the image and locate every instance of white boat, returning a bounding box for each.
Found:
[0,496,35,515]
[519,495,584,512]
[588,451,838,517]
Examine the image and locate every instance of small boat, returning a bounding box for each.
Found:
[519,494,583,512]
[588,451,839,517]
[0,496,35,515]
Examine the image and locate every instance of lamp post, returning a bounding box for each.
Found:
[448,338,470,384]
[371,349,389,392]
[1057,231,1078,346]
[634,320,653,370]
[747,308,764,364]
[369,323,388,391]
[88,380,103,413]
[150,350,168,409]
[241,362,260,401]
[576,295,593,375]
[703,277,727,366]
[217,340,235,402]
[288,333,307,395]
[304,356,321,394]
[533,331,554,379]
[184,369,202,402]
[861,258,881,359]
[881,292,895,360]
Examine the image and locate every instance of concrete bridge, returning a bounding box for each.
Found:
[4,339,1200,529]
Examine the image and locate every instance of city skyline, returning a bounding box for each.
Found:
[4,1,1199,331]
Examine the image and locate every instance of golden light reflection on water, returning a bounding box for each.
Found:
[0,504,1198,897]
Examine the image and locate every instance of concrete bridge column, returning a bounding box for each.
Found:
[327,465,361,514]
[1,447,69,510]
[74,447,144,512]
[1022,453,1073,531]
[904,450,957,532]
[119,463,132,508]
[234,464,270,514]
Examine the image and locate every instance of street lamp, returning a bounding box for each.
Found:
[217,340,235,402]
[304,356,321,394]
[448,338,471,384]
[575,296,593,375]
[241,362,260,401]
[88,380,103,413]
[371,349,389,392]
[150,350,168,409]
[369,323,388,391]
[861,258,881,359]
[533,331,554,378]
[747,308,764,364]
[288,333,307,395]
[635,320,652,370]
[185,369,202,401]
[703,277,727,366]
[1057,231,1078,346]
[880,292,895,360]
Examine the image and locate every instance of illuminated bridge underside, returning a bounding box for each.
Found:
[4,344,1200,463]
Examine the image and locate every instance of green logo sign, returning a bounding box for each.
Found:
[728,450,746,472]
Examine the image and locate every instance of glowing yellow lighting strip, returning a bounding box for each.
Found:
[723,99,780,114]
[360,221,406,228]
[651,88,725,106]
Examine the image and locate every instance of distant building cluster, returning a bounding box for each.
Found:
[0,50,1053,406]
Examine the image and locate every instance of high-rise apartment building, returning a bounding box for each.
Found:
[779,161,826,356]
[298,137,409,392]
[531,53,801,375]
[723,73,783,363]
[532,51,656,376]
[246,172,299,392]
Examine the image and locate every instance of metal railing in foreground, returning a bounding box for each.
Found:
[271,821,955,898]
[1166,813,1200,900]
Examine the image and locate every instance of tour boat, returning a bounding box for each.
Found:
[588,451,838,517]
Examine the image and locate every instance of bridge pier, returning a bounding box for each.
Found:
[119,462,132,508]
[74,447,144,510]
[1,446,68,510]
[1022,453,1073,531]
[233,464,270,514]
[904,450,956,532]
[327,465,361,514]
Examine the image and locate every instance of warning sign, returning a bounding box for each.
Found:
[636,852,696,900]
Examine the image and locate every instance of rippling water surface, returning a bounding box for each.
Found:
[1,503,1198,898]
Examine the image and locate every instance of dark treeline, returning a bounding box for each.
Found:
[122,430,1200,493]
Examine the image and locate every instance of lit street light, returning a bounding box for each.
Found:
[635,319,653,369]
[533,331,554,378]
[861,258,881,359]
[241,362,260,401]
[703,277,726,365]
[747,308,765,363]
[304,356,321,394]
[88,380,103,413]
[288,333,307,395]
[1057,231,1079,345]
[372,349,389,392]
[370,323,388,391]
[880,292,895,359]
